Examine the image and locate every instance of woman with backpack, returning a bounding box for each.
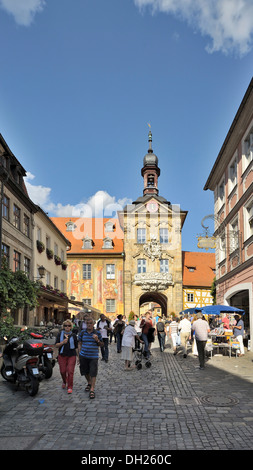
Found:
[156,316,166,352]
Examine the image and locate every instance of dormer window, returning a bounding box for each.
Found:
[188,267,196,272]
[102,237,113,249]
[82,236,93,249]
[65,220,77,232]
[104,221,114,232]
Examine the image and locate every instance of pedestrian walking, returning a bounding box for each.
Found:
[233,315,245,356]
[78,317,103,399]
[191,314,198,355]
[156,316,166,352]
[96,314,112,362]
[140,311,153,359]
[192,312,210,369]
[109,316,117,343]
[121,320,144,370]
[134,314,142,348]
[165,320,170,346]
[55,320,78,394]
[148,311,156,355]
[169,317,179,355]
[113,314,125,353]
[178,314,191,358]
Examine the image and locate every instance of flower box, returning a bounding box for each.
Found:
[46,248,54,260]
[36,240,45,253]
[54,255,61,266]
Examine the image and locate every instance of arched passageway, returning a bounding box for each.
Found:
[139,292,167,317]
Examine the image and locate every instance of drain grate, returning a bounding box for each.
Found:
[199,395,239,407]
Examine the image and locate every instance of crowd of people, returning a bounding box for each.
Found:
[54,309,245,398]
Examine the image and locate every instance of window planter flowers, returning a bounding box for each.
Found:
[54,255,61,266]
[61,261,67,270]
[37,240,45,253]
[46,248,54,260]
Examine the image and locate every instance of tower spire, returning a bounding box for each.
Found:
[141,126,160,196]
[148,123,153,153]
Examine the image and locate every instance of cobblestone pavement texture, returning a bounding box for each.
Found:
[0,338,253,451]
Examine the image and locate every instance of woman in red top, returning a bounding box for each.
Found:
[140,311,153,359]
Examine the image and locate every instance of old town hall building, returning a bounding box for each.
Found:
[118,130,188,316]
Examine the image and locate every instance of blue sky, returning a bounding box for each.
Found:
[0,0,253,252]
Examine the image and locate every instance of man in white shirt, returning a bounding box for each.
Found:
[192,312,210,369]
[96,314,112,363]
[179,314,192,358]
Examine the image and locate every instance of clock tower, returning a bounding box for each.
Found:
[119,130,187,318]
[141,130,160,196]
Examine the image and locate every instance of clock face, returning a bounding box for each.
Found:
[146,201,158,213]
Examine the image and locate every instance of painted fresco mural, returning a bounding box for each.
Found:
[67,258,123,317]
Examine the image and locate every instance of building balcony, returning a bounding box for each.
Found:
[134,272,173,291]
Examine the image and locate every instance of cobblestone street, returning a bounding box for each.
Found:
[0,338,253,452]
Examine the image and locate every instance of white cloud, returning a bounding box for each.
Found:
[0,0,46,26]
[24,173,132,218]
[134,0,253,56]
[25,173,51,207]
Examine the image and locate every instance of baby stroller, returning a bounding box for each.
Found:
[133,342,152,370]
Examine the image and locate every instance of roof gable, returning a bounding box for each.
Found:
[182,251,215,287]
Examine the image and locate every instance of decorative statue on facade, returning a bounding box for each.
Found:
[143,236,162,261]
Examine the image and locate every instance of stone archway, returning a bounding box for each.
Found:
[139,292,167,317]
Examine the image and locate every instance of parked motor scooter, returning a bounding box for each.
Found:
[30,332,55,379]
[1,334,44,396]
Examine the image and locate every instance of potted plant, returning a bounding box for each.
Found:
[46,248,54,260]
[36,240,45,253]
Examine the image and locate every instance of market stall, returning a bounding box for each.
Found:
[195,305,245,358]
[208,327,240,358]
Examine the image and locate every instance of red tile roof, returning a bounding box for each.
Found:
[51,217,124,254]
[182,251,215,287]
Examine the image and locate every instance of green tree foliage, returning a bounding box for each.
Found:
[0,259,40,315]
[0,313,16,338]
